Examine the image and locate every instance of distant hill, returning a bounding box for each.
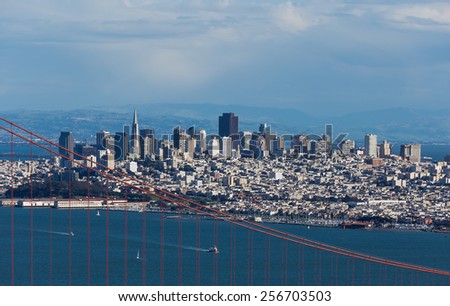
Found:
[330,108,450,144]
[2,104,449,144]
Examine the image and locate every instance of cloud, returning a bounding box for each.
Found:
[345,2,450,32]
[383,3,450,31]
[272,2,317,34]
[1,1,450,114]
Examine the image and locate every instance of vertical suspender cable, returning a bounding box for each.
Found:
[49,146,53,286]
[196,216,200,285]
[105,178,109,285]
[9,127,14,285]
[68,163,72,285]
[124,187,128,285]
[160,201,165,285]
[29,140,34,285]
[142,197,147,285]
[87,169,91,285]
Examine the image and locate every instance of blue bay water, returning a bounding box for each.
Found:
[392,144,450,161]
[0,207,449,286]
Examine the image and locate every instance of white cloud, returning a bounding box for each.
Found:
[383,3,450,31]
[272,2,316,34]
[344,2,450,32]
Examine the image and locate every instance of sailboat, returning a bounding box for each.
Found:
[136,250,140,260]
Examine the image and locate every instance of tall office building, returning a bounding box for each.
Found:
[130,110,140,158]
[309,139,326,155]
[198,130,207,153]
[325,124,333,142]
[187,126,196,138]
[276,136,285,155]
[240,131,252,150]
[292,134,305,154]
[222,136,232,159]
[114,132,129,161]
[325,124,333,155]
[341,139,355,155]
[379,140,391,158]
[75,143,96,160]
[140,129,155,158]
[123,125,130,140]
[364,134,378,157]
[59,131,74,168]
[259,123,270,134]
[140,129,154,138]
[173,126,185,150]
[218,112,238,137]
[187,138,196,159]
[400,144,421,163]
[209,137,221,158]
[258,123,276,154]
[98,149,115,170]
[96,130,110,150]
[219,112,239,151]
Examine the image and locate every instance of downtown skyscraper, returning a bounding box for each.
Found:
[219,112,239,149]
[218,112,238,137]
[59,131,74,168]
[130,110,140,159]
[364,134,378,158]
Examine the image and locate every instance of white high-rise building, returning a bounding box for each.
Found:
[222,136,232,159]
[364,134,378,157]
[130,110,140,159]
[199,130,207,153]
[209,138,220,158]
[379,140,391,158]
[400,144,421,163]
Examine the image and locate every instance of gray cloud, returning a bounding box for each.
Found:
[1,1,450,115]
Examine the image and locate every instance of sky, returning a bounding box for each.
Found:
[1,0,450,115]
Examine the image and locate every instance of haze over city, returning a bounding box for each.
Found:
[1,0,450,116]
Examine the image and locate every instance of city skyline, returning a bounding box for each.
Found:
[54,110,432,164]
[1,1,450,115]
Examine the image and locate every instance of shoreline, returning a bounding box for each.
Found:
[3,205,448,234]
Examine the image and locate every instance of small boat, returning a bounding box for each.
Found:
[208,246,219,254]
[96,210,100,216]
[70,231,74,236]
[136,250,140,260]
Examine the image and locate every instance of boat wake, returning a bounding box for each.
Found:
[163,242,208,252]
[19,228,74,236]
[107,235,211,252]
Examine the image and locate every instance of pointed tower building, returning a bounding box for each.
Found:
[130,110,140,159]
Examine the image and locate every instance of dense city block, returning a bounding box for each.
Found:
[1,111,449,232]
